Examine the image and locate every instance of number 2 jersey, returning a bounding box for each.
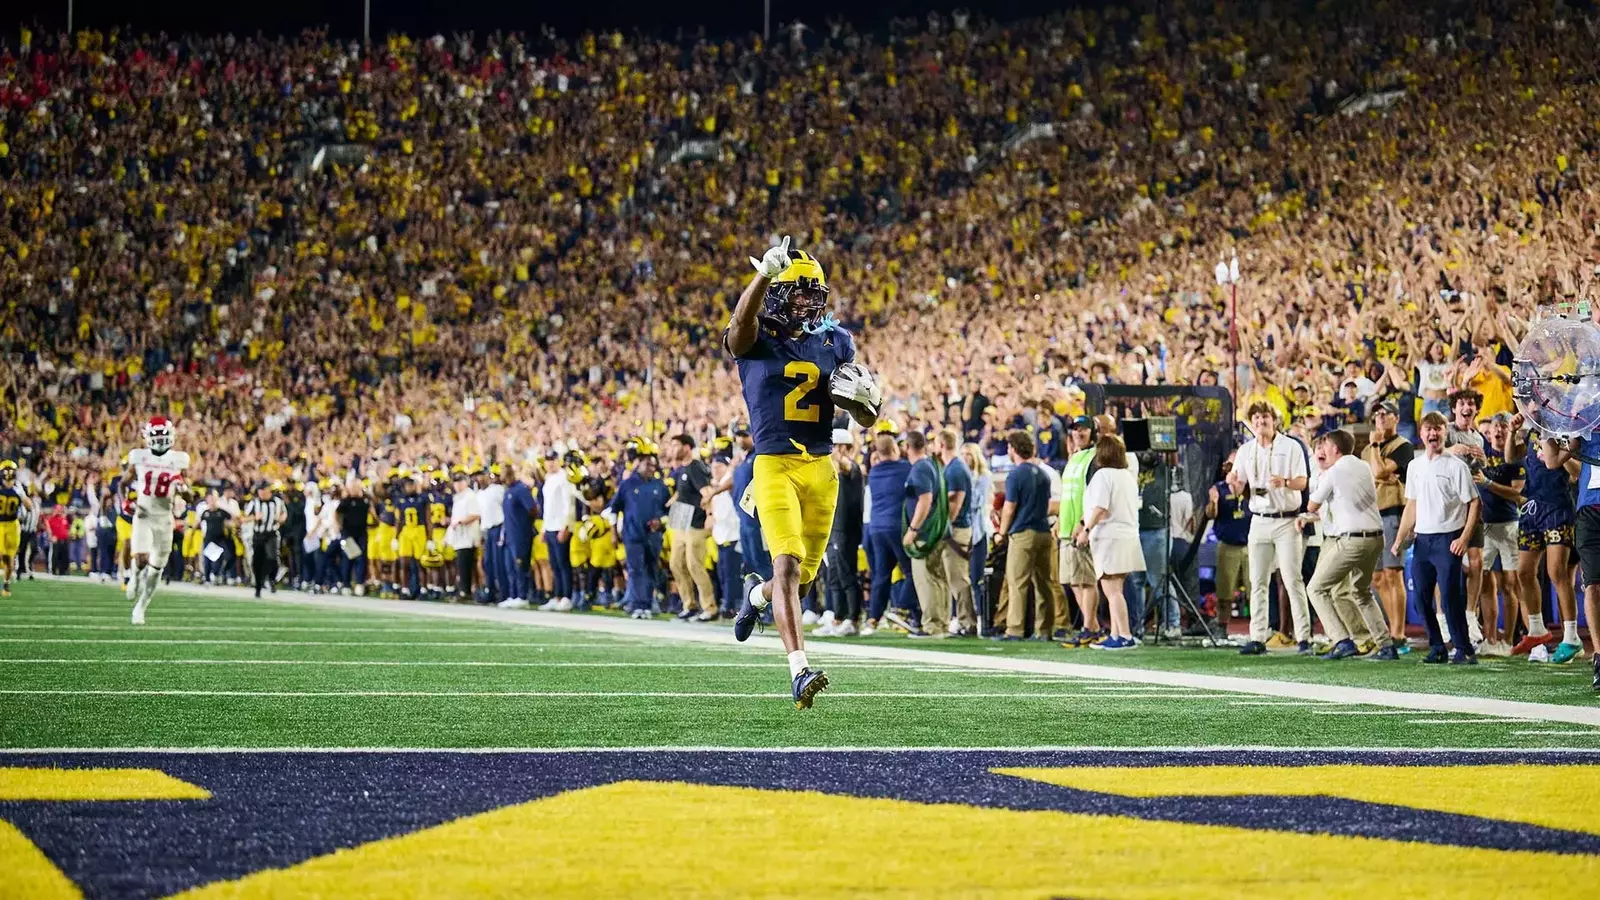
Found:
[728,323,856,457]
[128,447,191,520]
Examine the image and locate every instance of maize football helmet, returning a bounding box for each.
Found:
[761,248,833,335]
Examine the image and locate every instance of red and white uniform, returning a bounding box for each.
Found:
[129,447,190,560]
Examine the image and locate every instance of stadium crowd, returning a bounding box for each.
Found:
[0,1,1597,672]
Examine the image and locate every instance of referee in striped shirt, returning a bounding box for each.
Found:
[243,483,287,598]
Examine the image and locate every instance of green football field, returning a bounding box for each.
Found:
[7,577,1600,899]
[2,578,1597,750]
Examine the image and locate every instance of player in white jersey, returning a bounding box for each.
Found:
[124,417,191,624]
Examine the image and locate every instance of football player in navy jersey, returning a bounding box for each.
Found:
[724,236,879,709]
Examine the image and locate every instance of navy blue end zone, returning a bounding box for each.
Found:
[4,749,1599,899]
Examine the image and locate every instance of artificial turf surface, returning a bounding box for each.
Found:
[1,578,1597,750]
[816,627,1600,707]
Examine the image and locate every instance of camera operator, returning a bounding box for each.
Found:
[1229,403,1312,655]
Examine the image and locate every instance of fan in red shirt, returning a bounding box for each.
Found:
[43,505,72,576]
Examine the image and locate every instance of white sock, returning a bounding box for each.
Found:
[1467,614,1484,644]
[1564,621,1580,645]
[1529,614,1548,636]
[140,565,162,606]
[787,650,809,679]
[749,579,770,610]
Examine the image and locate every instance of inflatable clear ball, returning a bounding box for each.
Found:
[1512,315,1600,439]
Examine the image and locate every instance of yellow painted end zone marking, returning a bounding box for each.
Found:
[992,764,1600,837]
[0,820,81,899]
[0,767,212,801]
[174,780,1600,899]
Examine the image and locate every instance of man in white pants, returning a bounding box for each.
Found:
[125,417,191,624]
[1230,402,1312,655]
[1301,429,1395,660]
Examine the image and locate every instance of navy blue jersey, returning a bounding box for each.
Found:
[395,493,428,528]
[1212,482,1251,545]
[1479,450,1523,525]
[1522,437,1574,526]
[729,324,856,457]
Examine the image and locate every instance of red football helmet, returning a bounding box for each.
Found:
[144,416,175,454]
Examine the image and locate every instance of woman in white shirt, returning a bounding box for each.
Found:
[1414,342,1453,415]
[961,443,995,634]
[1076,436,1146,650]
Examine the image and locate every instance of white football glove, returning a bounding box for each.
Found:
[749,235,792,280]
[833,363,884,410]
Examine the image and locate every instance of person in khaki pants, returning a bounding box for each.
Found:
[994,431,1056,640]
[1302,429,1395,660]
[930,428,976,634]
[903,431,949,637]
[1205,452,1250,638]
[666,435,717,621]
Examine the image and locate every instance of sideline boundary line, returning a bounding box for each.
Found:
[0,689,1213,700]
[27,576,1600,727]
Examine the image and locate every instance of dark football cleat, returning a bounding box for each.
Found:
[1422,648,1449,664]
[792,668,829,709]
[1238,640,1267,656]
[1370,645,1400,661]
[1320,639,1359,660]
[733,573,765,642]
[1449,652,1478,666]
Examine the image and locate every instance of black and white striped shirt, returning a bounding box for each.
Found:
[16,494,38,532]
[243,497,286,535]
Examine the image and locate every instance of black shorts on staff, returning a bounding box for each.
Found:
[1575,506,1600,587]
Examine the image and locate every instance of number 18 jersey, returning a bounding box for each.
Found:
[728,323,855,457]
[128,448,191,519]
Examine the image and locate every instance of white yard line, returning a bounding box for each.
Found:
[1405,718,1534,725]
[0,689,1154,700]
[0,624,589,633]
[1079,684,1206,692]
[3,745,1598,754]
[26,576,1600,727]
[1311,710,1421,716]
[0,639,647,648]
[0,658,927,669]
[1511,730,1600,737]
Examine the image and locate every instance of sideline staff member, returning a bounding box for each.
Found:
[995,431,1055,640]
[1230,403,1311,655]
[1392,411,1481,664]
[1303,430,1395,660]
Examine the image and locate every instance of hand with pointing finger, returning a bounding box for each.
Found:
[750,235,793,280]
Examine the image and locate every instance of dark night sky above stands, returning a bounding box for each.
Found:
[15,0,1095,42]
